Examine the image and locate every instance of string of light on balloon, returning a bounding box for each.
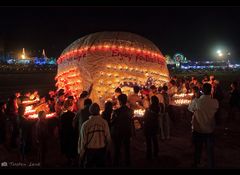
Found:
[55,67,84,96]
[57,44,165,64]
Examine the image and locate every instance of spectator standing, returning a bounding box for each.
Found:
[159,85,171,140]
[18,106,32,162]
[229,82,240,120]
[143,96,160,160]
[59,100,76,166]
[0,101,7,145]
[111,94,133,167]
[79,103,111,168]
[6,95,19,149]
[188,83,219,168]
[77,91,89,111]
[112,87,122,109]
[73,98,92,165]
[102,101,113,128]
[36,111,49,167]
[74,98,92,133]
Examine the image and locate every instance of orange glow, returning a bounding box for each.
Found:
[28,112,57,120]
[104,45,110,49]
[22,98,40,105]
[24,105,36,115]
[91,46,96,51]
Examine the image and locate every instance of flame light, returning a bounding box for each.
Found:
[24,105,36,115]
[174,99,192,105]
[28,112,57,120]
[22,98,40,105]
[134,109,145,118]
[173,93,193,98]
[172,93,193,106]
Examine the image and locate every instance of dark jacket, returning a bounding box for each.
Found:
[143,109,159,136]
[102,110,112,127]
[59,110,75,156]
[111,105,133,138]
[36,120,48,144]
[0,111,6,144]
[76,105,91,132]
[229,89,240,107]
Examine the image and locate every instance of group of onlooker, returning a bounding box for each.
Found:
[0,73,239,169]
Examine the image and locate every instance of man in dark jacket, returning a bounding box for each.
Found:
[75,98,93,132]
[111,94,133,167]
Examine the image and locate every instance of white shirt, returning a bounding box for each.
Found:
[78,115,111,157]
[188,95,219,134]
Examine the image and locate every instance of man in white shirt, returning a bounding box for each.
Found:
[79,103,111,168]
[188,83,219,169]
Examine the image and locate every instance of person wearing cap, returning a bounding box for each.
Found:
[79,103,111,168]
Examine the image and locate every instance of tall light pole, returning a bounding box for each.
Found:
[216,49,231,67]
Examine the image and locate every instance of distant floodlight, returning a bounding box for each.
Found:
[217,50,222,54]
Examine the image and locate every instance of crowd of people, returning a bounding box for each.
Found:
[0,74,239,168]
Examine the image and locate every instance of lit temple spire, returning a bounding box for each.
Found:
[21,48,26,59]
[42,49,47,58]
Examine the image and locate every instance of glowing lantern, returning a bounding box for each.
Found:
[56,32,169,107]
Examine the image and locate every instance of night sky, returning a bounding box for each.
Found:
[0,6,240,61]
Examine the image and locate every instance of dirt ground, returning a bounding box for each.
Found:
[0,107,240,169]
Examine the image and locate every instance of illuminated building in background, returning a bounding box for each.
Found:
[17,48,31,64]
[5,48,56,65]
[56,31,170,107]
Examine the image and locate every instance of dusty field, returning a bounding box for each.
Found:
[0,107,240,169]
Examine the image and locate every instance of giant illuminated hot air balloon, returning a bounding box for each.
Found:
[55,31,170,107]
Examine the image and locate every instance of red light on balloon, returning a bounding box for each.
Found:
[111,45,116,49]
[90,46,96,51]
